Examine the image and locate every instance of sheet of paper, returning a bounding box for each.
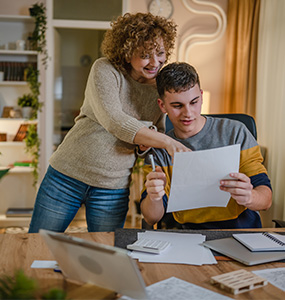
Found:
[120,276,232,300]
[252,268,285,291]
[31,260,58,269]
[130,231,217,265]
[167,144,240,212]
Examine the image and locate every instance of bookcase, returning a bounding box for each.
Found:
[0,14,38,226]
[0,0,141,229]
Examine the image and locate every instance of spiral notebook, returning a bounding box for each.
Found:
[232,232,285,252]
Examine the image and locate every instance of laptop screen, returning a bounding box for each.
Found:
[40,229,148,299]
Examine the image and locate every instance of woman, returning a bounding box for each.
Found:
[29,13,189,233]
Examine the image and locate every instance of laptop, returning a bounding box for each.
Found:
[203,237,285,266]
[40,229,148,299]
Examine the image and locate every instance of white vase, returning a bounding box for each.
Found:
[21,106,33,119]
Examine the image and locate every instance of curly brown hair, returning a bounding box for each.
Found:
[101,13,177,75]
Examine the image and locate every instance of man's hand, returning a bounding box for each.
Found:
[220,173,253,207]
[145,166,166,201]
[138,144,150,152]
[141,166,167,225]
[220,172,272,211]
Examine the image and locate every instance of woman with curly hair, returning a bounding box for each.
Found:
[29,13,189,233]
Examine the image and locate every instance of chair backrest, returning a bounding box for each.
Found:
[166,113,257,139]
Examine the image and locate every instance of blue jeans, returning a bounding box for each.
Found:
[29,166,130,233]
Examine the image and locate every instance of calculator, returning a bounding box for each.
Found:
[127,238,171,254]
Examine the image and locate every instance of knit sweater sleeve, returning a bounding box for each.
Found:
[79,58,146,144]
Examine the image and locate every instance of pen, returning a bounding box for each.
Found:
[149,154,156,172]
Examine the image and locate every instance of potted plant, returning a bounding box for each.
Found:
[0,269,67,299]
[0,166,10,180]
[17,93,36,119]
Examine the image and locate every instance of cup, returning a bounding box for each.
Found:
[16,40,26,51]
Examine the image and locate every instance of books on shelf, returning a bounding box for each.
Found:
[13,123,30,141]
[6,207,33,218]
[0,61,37,82]
[13,161,32,167]
[233,232,285,252]
[1,106,13,118]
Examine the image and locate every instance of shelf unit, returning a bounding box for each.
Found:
[0,12,38,226]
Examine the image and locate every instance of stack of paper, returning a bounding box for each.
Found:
[130,231,217,266]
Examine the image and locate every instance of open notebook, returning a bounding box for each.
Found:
[232,232,285,252]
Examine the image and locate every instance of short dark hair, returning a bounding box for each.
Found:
[156,62,200,99]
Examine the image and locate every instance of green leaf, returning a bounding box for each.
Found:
[42,288,67,300]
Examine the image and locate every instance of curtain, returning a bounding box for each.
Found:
[256,0,285,226]
[222,0,260,116]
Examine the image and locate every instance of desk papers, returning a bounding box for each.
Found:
[120,277,232,300]
[31,260,58,268]
[167,144,240,213]
[130,231,216,266]
[253,268,285,292]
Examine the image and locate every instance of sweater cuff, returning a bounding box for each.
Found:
[120,118,146,144]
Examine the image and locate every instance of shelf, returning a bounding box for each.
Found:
[10,166,33,174]
[0,81,28,86]
[0,7,39,226]
[0,214,31,227]
[53,19,111,29]
[0,15,33,23]
[0,118,37,122]
[0,141,25,146]
[0,50,37,55]
[0,166,33,175]
[0,118,36,121]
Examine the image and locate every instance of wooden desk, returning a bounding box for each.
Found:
[0,229,285,299]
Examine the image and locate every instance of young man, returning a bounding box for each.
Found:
[140,62,272,229]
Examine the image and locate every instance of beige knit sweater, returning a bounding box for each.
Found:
[50,58,165,189]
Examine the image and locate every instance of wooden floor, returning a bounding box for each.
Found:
[0,214,141,234]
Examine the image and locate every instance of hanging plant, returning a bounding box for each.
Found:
[23,64,43,186]
[29,2,48,67]
[25,65,43,118]
[25,124,40,187]
[24,1,46,187]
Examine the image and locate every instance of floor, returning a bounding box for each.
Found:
[0,214,141,234]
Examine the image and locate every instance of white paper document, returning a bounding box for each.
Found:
[252,268,285,291]
[31,260,58,269]
[130,231,217,266]
[120,277,232,300]
[167,144,240,213]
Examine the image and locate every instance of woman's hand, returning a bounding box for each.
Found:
[164,137,191,158]
[134,127,191,158]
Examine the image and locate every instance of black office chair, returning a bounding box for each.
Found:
[166,113,257,139]
[272,220,285,228]
[142,113,258,229]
